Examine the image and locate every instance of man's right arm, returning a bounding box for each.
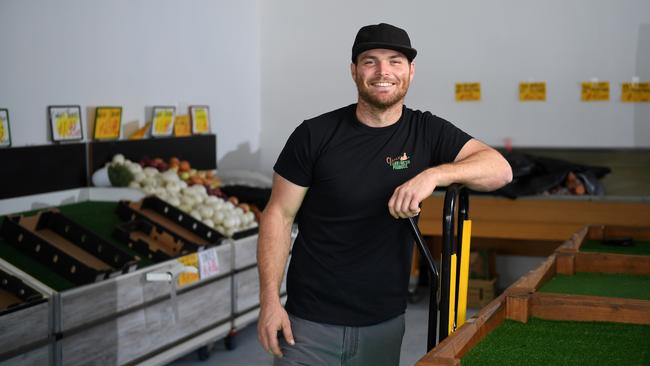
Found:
[257,173,308,357]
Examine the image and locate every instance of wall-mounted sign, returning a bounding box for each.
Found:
[519,82,546,101]
[581,81,610,101]
[49,105,83,142]
[174,115,191,137]
[151,106,176,137]
[455,83,481,101]
[621,82,650,102]
[190,105,210,134]
[0,109,11,148]
[93,107,122,140]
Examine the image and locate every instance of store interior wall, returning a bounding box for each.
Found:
[259,0,650,174]
[1,1,648,175]
[0,0,261,171]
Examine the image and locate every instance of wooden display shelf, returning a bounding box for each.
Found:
[416,224,650,366]
[418,195,650,257]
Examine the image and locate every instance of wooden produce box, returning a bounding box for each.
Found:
[0,260,52,365]
[467,278,496,309]
[55,243,233,366]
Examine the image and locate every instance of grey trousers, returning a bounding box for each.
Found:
[274,313,405,366]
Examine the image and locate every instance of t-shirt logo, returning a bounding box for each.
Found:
[386,152,411,170]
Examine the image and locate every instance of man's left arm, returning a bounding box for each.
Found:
[388,139,512,218]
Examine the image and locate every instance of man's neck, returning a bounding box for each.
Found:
[355,99,404,128]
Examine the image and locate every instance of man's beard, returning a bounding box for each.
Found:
[355,77,409,110]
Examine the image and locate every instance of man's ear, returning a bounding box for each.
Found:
[351,63,357,81]
[409,62,415,82]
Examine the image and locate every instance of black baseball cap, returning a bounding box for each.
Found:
[352,23,417,63]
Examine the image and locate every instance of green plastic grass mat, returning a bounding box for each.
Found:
[538,272,650,300]
[581,239,650,256]
[57,201,147,263]
[0,215,75,291]
[462,318,650,366]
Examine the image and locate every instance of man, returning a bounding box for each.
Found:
[258,23,512,365]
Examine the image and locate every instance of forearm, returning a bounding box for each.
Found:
[425,148,512,192]
[257,206,293,304]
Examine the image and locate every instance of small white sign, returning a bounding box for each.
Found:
[199,247,220,278]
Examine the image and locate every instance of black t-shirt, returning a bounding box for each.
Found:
[274,103,472,326]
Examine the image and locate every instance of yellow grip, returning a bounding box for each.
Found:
[457,220,472,328]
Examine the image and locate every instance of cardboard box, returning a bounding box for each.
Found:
[467,277,496,309]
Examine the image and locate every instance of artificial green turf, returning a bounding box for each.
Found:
[462,318,650,366]
[538,272,650,300]
[0,201,150,291]
[0,215,75,291]
[581,239,650,256]
[57,201,146,262]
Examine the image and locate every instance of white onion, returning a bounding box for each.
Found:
[112,154,125,165]
[199,206,214,219]
[133,172,146,183]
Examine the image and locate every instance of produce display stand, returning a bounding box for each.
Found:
[415,224,650,366]
[0,135,279,365]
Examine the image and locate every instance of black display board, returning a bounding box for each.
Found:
[88,134,217,177]
[0,143,88,199]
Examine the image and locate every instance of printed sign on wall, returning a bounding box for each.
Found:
[621,82,650,102]
[519,82,546,101]
[455,83,481,101]
[581,81,610,101]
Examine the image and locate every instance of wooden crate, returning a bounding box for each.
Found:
[467,278,496,309]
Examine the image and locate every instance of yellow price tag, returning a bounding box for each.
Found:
[456,83,481,101]
[56,113,80,138]
[94,107,121,139]
[153,109,174,135]
[581,82,610,101]
[0,122,4,141]
[191,106,210,134]
[174,115,191,137]
[519,82,546,101]
[621,82,650,102]
[177,253,200,287]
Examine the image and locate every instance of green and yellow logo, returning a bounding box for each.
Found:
[386,152,411,170]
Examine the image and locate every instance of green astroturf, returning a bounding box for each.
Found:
[0,201,150,291]
[581,239,650,256]
[0,215,75,291]
[538,272,650,300]
[462,318,650,366]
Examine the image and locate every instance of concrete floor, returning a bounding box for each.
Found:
[168,288,478,366]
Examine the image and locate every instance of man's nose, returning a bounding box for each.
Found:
[375,60,390,76]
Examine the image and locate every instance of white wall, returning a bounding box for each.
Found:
[260,0,650,174]
[0,0,261,170]
[2,1,649,175]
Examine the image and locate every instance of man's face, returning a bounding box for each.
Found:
[351,49,415,109]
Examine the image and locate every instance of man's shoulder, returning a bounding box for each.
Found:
[403,106,444,123]
[303,104,356,127]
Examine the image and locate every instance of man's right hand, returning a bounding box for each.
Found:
[257,298,295,358]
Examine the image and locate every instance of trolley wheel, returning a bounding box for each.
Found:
[197,345,211,361]
[225,334,237,350]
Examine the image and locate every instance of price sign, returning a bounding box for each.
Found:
[0,109,10,147]
[151,106,175,137]
[190,106,210,134]
[94,107,122,140]
[174,115,191,137]
[177,253,200,287]
[49,106,83,141]
[198,247,220,279]
[581,82,610,101]
[621,82,650,102]
[455,83,481,101]
[519,82,546,101]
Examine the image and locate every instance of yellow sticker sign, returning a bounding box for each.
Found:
[94,107,122,140]
[456,83,481,101]
[152,107,175,136]
[519,82,546,101]
[174,115,191,137]
[177,252,200,287]
[621,82,650,102]
[581,82,610,101]
[190,106,210,134]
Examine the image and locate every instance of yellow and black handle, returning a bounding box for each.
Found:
[407,183,471,352]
